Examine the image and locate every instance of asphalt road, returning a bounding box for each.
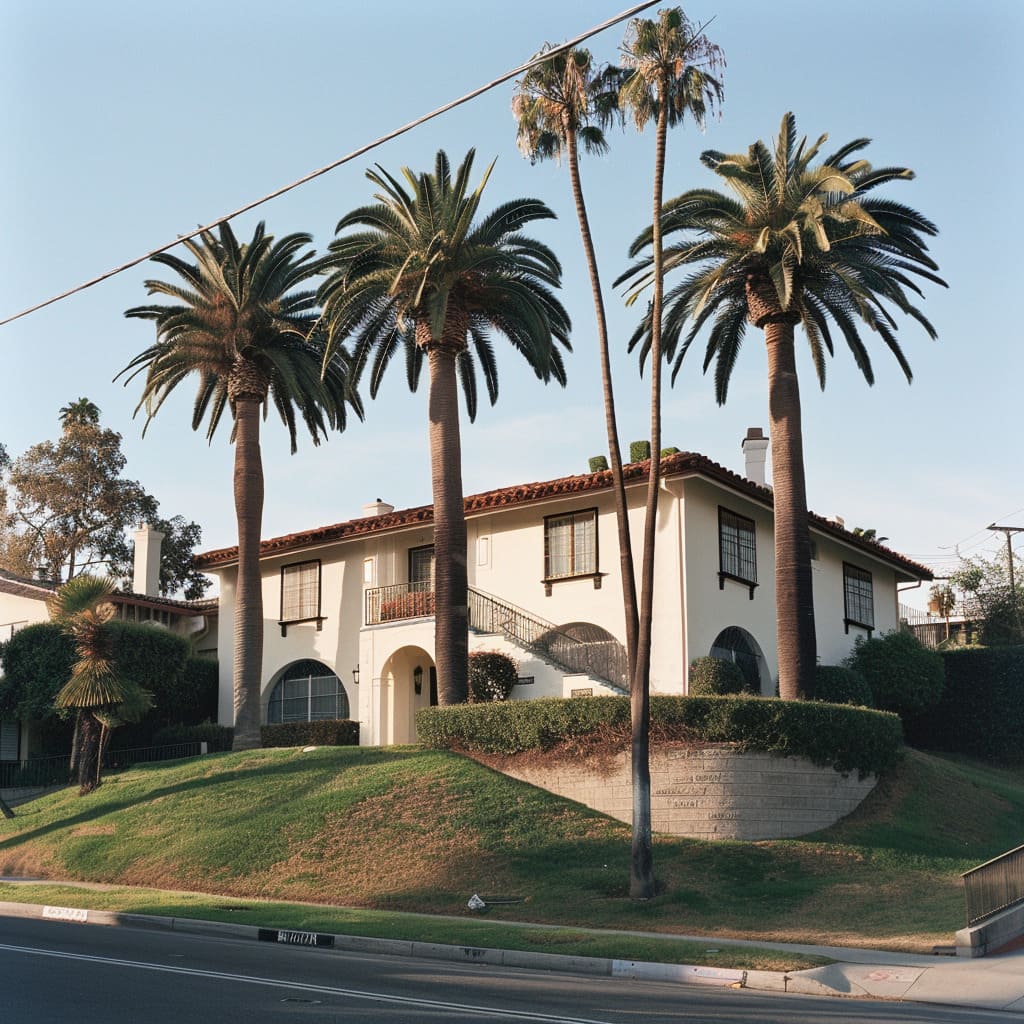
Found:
[0,916,1018,1024]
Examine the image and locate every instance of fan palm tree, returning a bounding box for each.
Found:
[617,6,724,900]
[48,575,142,794]
[620,112,945,701]
[318,149,570,705]
[121,221,360,750]
[512,45,640,683]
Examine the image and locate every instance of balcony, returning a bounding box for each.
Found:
[365,582,435,625]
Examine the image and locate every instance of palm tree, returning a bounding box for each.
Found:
[59,397,101,428]
[621,112,945,701]
[512,45,640,684]
[617,6,724,900]
[121,221,359,750]
[49,575,143,795]
[318,149,570,705]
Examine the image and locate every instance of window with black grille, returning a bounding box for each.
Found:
[279,559,323,634]
[843,562,874,633]
[718,507,757,596]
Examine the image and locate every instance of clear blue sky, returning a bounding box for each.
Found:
[2,0,1021,609]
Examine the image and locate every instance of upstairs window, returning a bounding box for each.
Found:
[408,545,435,589]
[544,508,598,588]
[280,559,323,635]
[843,563,874,633]
[719,507,757,597]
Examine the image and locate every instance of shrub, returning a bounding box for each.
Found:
[468,651,518,703]
[629,440,651,462]
[417,695,903,778]
[588,456,609,473]
[814,665,873,707]
[844,630,944,718]
[152,721,234,753]
[688,656,748,696]
[905,646,1024,763]
[261,719,359,748]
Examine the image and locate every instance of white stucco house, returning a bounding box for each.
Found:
[195,430,932,747]
[0,527,218,762]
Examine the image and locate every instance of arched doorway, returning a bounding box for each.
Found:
[709,627,769,695]
[266,660,351,723]
[377,646,436,744]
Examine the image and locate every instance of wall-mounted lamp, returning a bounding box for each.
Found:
[352,666,360,685]
[413,665,423,695]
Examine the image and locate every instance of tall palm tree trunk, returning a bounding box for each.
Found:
[630,81,671,901]
[763,319,817,700]
[427,345,469,705]
[564,121,639,683]
[232,394,265,749]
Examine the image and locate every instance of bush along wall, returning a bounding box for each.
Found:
[417,695,903,778]
[905,645,1024,764]
[261,719,360,748]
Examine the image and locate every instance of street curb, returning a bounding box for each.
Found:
[0,898,802,994]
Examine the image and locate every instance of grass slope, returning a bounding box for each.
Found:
[0,745,1020,956]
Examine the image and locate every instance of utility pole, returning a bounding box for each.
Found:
[987,523,1024,636]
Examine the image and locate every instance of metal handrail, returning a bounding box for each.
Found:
[962,843,1024,926]
[365,581,435,625]
[468,587,627,692]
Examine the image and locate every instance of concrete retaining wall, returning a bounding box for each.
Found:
[499,744,876,840]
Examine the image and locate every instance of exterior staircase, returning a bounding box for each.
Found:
[467,586,628,694]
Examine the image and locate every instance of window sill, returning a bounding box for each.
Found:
[279,616,326,637]
[718,572,757,600]
[542,572,604,597]
[844,618,874,637]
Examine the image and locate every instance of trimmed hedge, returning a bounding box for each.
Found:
[152,721,234,753]
[261,719,360,748]
[416,695,903,778]
[905,646,1024,763]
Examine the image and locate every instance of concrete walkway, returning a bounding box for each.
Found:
[0,885,1022,1014]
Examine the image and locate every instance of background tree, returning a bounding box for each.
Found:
[621,112,944,703]
[122,221,359,750]
[0,402,208,596]
[929,582,957,643]
[513,45,640,683]
[951,551,1024,645]
[617,5,724,900]
[319,149,570,705]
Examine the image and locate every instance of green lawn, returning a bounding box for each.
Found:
[0,744,1019,965]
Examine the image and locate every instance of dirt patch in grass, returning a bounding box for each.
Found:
[70,824,116,837]
[0,842,59,880]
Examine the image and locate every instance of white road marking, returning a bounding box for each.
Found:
[0,942,617,1022]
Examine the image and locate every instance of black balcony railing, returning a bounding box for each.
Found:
[365,581,435,625]
[962,844,1024,927]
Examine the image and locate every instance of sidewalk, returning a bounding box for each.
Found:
[1,889,1022,1014]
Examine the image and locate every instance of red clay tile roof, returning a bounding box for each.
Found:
[194,452,933,580]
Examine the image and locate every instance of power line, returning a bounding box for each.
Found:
[0,1,660,331]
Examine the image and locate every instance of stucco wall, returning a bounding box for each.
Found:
[498,744,875,841]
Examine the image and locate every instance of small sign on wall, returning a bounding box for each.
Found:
[516,676,534,686]
[570,688,593,698]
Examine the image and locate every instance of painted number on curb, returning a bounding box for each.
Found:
[42,906,89,923]
[257,928,334,948]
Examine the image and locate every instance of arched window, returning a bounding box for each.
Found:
[709,627,767,694]
[267,660,350,723]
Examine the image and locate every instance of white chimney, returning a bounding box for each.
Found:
[742,427,770,486]
[362,498,395,517]
[133,524,164,597]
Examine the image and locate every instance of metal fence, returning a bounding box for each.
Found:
[0,741,204,790]
[962,844,1024,926]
